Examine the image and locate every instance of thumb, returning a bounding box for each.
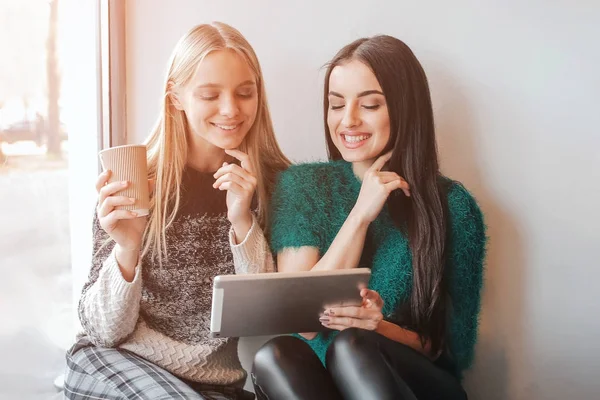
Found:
[362,289,384,308]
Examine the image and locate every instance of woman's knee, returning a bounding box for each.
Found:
[64,347,115,399]
[326,328,378,366]
[252,335,312,374]
[66,345,98,374]
[252,335,341,400]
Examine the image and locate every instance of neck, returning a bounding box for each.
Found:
[352,158,376,181]
[187,136,227,173]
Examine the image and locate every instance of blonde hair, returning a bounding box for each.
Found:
[143,22,289,265]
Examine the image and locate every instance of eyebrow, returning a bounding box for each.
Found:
[329,90,384,98]
[196,80,256,89]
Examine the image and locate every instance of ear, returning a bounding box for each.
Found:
[167,81,185,111]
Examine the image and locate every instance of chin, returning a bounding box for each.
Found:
[340,154,359,162]
[213,137,246,150]
[337,149,372,163]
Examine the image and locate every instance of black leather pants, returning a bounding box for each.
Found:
[252,328,467,400]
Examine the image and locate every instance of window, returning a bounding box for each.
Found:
[0,0,118,396]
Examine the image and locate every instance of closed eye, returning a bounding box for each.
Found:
[198,92,219,101]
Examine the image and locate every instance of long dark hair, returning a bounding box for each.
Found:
[324,36,450,356]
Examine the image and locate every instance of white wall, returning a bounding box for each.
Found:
[126,1,600,399]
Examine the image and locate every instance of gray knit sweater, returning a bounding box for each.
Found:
[78,167,274,386]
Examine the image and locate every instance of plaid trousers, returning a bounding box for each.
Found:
[63,339,254,400]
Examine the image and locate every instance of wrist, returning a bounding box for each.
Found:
[116,242,141,253]
[230,213,253,244]
[348,209,371,228]
[115,245,140,281]
[375,319,388,334]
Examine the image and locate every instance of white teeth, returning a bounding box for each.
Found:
[343,135,370,143]
[214,123,240,131]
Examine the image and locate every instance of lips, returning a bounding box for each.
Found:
[340,132,372,149]
[211,121,243,131]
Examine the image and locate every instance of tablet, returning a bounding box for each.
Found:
[210,268,371,338]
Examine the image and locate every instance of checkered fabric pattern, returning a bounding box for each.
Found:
[63,340,254,400]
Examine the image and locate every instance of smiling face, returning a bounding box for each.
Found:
[172,49,259,152]
[327,59,390,165]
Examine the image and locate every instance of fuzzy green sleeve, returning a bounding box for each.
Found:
[446,182,487,376]
[269,166,325,255]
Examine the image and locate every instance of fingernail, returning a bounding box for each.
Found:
[319,317,330,323]
[328,309,335,316]
[129,197,136,203]
[130,211,137,217]
[121,181,128,186]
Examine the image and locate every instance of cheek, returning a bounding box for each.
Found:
[379,125,391,145]
[374,112,391,143]
[188,101,217,125]
[242,99,259,123]
[327,112,340,137]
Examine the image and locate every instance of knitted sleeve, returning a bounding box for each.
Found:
[78,213,143,347]
[446,182,487,376]
[228,214,275,274]
[269,165,326,254]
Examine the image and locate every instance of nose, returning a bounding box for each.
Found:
[341,103,360,128]
[219,94,240,119]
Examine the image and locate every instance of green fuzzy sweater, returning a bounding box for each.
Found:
[270,160,486,378]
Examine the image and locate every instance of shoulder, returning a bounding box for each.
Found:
[442,178,486,247]
[441,178,482,221]
[275,160,348,193]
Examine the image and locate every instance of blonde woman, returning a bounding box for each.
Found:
[63,22,289,400]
